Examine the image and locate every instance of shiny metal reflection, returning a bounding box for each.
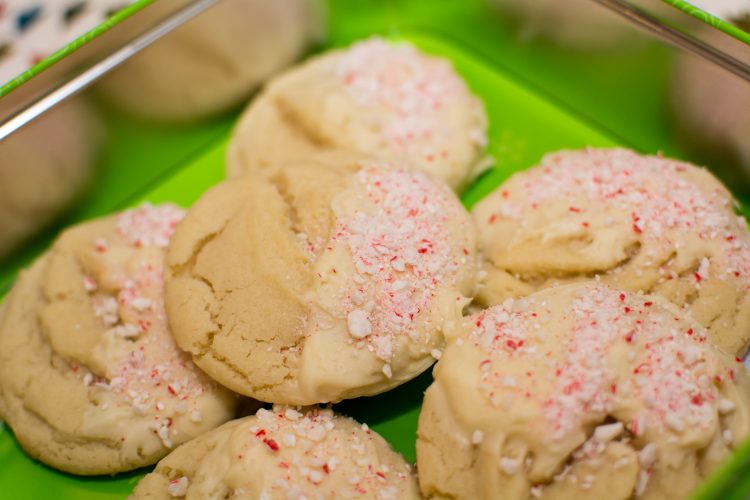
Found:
[670,21,750,189]
[0,0,219,142]
[593,0,750,81]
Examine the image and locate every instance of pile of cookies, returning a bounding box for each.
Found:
[1,36,749,500]
[422,148,750,499]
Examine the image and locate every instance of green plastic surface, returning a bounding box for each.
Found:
[0,31,619,498]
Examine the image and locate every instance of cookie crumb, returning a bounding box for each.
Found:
[156,422,173,448]
[593,422,623,443]
[638,443,657,468]
[719,398,736,414]
[723,429,734,445]
[83,276,98,292]
[471,430,484,445]
[167,476,188,497]
[498,456,520,475]
[347,309,372,339]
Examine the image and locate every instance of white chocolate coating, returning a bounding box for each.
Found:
[227,37,488,191]
[417,283,750,499]
[132,406,421,500]
[473,148,750,356]
[0,204,236,474]
[165,159,478,405]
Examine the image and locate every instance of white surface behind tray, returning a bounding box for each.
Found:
[686,0,750,22]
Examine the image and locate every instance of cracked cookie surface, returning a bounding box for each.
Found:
[131,406,420,499]
[226,37,488,192]
[165,158,478,405]
[472,148,750,355]
[417,282,750,499]
[0,204,236,475]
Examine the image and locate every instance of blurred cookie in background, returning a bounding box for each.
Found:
[227,37,488,192]
[0,97,102,261]
[95,0,325,122]
[670,18,750,191]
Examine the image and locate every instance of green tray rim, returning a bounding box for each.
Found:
[660,0,750,45]
[0,0,155,97]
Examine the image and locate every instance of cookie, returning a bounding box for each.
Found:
[417,283,750,499]
[0,204,236,475]
[96,0,323,122]
[131,406,420,499]
[0,97,101,260]
[226,37,488,191]
[165,158,478,405]
[472,148,750,355]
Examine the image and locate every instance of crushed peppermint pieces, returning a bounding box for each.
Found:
[335,37,486,162]
[155,420,173,448]
[83,276,98,292]
[471,430,484,445]
[718,398,737,414]
[234,406,412,498]
[467,284,738,447]
[115,203,184,248]
[78,204,216,449]
[331,166,471,367]
[498,456,521,475]
[347,309,372,338]
[167,476,189,497]
[593,422,624,443]
[638,443,657,469]
[483,148,750,292]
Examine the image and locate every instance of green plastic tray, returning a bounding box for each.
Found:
[0,30,746,499]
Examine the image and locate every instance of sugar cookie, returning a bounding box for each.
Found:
[0,204,236,474]
[165,159,477,405]
[226,37,488,191]
[473,148,750,355]
[417,283,750,499]
[132,406,420,499]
